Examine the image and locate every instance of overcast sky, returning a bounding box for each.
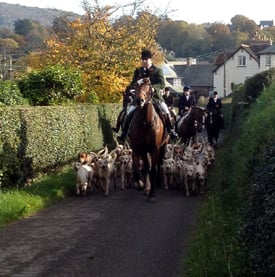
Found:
[2,0,274,25]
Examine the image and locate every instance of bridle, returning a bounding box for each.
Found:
[135,78,153,108]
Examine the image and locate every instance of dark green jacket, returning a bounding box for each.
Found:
[129,64,165,101]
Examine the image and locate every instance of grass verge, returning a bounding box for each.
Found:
[184,82,275,275]
[0,165,75,228]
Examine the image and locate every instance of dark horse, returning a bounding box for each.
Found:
[176,106,207,144]
[205,110,223,147]
[128,78,169,202]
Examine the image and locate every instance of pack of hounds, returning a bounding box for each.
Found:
[73,136,215,197]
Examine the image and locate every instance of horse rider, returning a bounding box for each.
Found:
[112,85,135,133]
[163,87,177,119]
[178,85,196,116]
[206,91,224,128]
[114,49,179,143]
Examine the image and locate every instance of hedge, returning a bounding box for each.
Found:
[0,103,120,188]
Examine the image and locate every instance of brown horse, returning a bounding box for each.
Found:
[176,106,207,144]
[128,78,169,202]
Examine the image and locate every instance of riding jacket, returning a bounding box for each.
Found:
[178,94,196,115]
[129,65,165,102]
[206,97,222,113]
[163,94,174,108]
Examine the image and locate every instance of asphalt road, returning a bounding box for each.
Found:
[0,187,203,277]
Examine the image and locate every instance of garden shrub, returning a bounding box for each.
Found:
[17,64,85,105]
[0,80,29,106]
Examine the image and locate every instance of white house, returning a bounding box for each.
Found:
[213,45,260,97]
[213,42,275,97]
[257,44,275,71]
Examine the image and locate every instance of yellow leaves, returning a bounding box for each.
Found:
[26,6,163,103]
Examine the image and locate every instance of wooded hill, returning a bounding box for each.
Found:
[0,2,78,29]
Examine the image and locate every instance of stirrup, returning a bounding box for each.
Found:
[117,134,126,143]
[169,130,179,139]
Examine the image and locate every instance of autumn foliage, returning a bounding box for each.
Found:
[28,4,163,103]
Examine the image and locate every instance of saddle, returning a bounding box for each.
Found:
[152,102,166,126]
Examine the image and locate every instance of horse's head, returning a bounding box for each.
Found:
[135,78,153,108]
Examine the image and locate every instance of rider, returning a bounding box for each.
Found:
[116,49,179,143]
[163,87,174,108]
[163,86,177,120]
[178,85,196,116]
[206,91,224,128]
[112,85,134,133]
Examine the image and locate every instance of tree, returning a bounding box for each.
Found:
[14,19,34,36]
[206,22,235,51]
[23,23,49,52]
[28,2,163,103]
[0,38,19,53]
[158,20,189,57]
[52,16,74,42]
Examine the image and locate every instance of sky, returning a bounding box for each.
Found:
[2,0,275,25]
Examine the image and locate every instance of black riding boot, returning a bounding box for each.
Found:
[112,109,125,133]
[165,113,179,139]
[117,110,134,143]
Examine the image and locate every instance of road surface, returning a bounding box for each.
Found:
[0,187,203,277]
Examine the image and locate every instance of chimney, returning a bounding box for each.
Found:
[187,57,192,66]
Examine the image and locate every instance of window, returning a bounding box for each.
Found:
[265,55,271,66]
[172,78,182,86]
[238,55,246,66]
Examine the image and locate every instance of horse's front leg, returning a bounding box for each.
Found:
[141,153,151,195]
[132,153,143,189]
[149,166,157,199]
[145,174,151,195]
[148,151,159,201]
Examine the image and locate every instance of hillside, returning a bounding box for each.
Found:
[0,2,79,29]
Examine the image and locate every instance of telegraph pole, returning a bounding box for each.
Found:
[0,54,13,80]
[7,55,13,80]
[223,48,226,97]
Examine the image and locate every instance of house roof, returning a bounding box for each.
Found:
[173,64,216,87]
[212,44,259,73]
[259,20,274,26]
[250,42,272,54]
[161,64,178,78]
[257,44,275,55]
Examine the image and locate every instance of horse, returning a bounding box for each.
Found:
[176,106,207,144]
[205,109,223,147]
[128,78,169,202]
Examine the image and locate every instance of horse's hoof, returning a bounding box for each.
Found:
[136,180,144,190]
[147,196,157,203]
[144,189,150,195]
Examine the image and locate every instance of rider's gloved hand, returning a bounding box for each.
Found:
[137,79,144,85]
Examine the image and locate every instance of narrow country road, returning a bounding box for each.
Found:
[0,187,203,277]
